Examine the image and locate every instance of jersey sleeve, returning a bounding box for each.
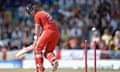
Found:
[34,13,41,24]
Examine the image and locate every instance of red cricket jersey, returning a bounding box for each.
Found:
[34,11,58,30]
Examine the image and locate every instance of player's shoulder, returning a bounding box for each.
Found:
[35,11,47,17]
[36,11,47,15]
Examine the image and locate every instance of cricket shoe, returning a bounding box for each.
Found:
[35,68,45,72]
[52,60,58,72]
[35,70,44,72]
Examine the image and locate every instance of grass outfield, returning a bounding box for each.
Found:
[0,69,120,72]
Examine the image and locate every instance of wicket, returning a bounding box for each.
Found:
[84,40,96,72]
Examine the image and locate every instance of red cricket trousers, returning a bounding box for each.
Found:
[36,29,59,53]
[34,29,59,72]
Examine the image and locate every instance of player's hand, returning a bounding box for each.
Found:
[33,35,39,48]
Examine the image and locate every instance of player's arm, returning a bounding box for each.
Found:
[16,15,41,58]
[34,13,41,40]
[16,24,41,58]
[34,23,40,40]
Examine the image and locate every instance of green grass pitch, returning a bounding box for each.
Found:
[0,69,120,72]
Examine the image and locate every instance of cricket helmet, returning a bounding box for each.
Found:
[26,3,40,14]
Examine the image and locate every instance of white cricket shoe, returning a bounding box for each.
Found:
[52,61,58,72]
[35,71,44,72]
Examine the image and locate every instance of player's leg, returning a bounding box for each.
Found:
[34,31,55,72]
[34,31,47,72]
[44,51,58,72]
[44,32,59,72]
[34,50,44,72]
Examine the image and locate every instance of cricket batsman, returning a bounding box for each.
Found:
[16,3,60,72]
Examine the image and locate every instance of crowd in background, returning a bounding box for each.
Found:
[0,0,120,54]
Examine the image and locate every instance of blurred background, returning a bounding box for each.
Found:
[0,0,120,70]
